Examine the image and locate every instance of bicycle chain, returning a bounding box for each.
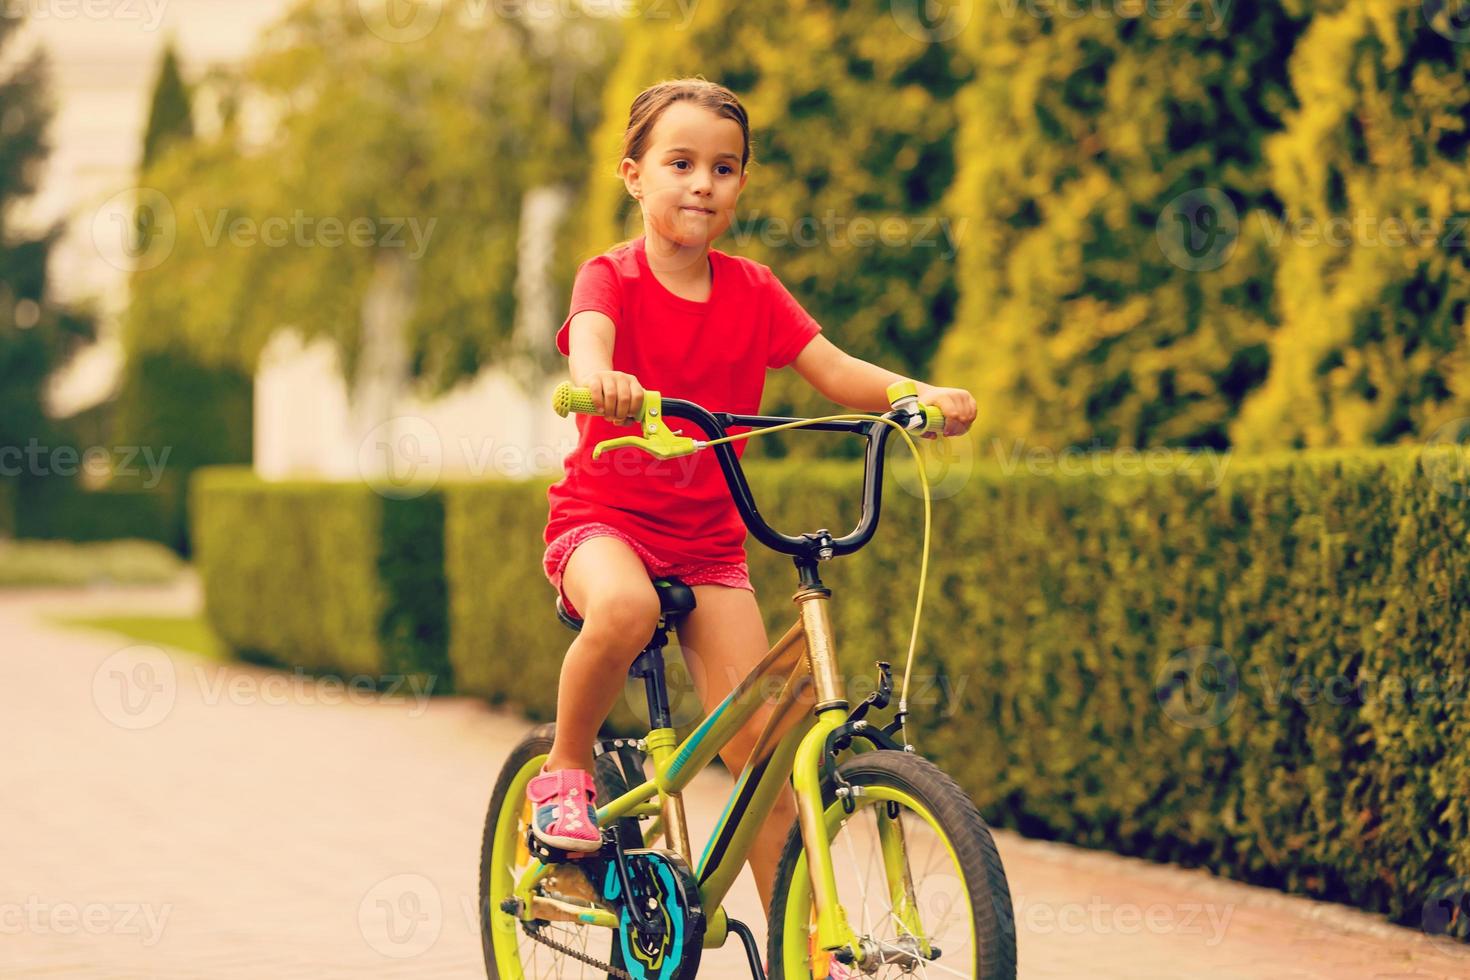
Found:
[522,919,631,980]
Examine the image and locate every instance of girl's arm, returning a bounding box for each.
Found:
[566,310,644,425]
[790,335,978,438]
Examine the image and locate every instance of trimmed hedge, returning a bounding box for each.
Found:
[0,479,13,537]
[14,477,180,548]
[190,468,448,685]
[441,447,1469,930]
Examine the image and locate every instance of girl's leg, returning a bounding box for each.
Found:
[545,535,663,774]
[676,584,801,916]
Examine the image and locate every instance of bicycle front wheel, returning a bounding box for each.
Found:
[767,751,1016,980]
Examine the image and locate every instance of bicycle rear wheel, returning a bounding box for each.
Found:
[479,723,644,980]
[767,751,1016,980]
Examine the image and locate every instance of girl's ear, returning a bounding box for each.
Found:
[618,157,642,200]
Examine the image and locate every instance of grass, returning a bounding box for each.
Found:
[0,539,182,588]
[47,614,228,661]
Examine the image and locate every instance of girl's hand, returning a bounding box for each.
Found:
[915,383,977,439]
[580,370,646,426]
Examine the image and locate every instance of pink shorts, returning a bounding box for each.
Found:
[543,522,753,621]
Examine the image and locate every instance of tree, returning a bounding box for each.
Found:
[938,1,1309,451]
[113,42,252,553]
[1232,0,1470,449]
[140,42,193,169]
[126,0,618,396]
[0,12,97,486]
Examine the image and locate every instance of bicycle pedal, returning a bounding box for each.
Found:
[525,827,611,863]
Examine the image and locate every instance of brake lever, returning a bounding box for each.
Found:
[591,390,702,461]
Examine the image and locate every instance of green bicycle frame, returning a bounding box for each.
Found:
[512,584,898,960]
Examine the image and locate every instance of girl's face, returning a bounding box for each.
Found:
[622,101,748,250]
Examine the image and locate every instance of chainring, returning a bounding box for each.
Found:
[600,849,704,980]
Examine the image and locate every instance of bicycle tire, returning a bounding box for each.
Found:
[479,723,645,980]
[767,750,1016,980]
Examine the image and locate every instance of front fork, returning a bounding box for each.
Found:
[791,586,924,964]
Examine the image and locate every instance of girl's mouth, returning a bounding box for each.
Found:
[681,206,714,215]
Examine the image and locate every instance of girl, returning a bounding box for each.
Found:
[531,77,978,916]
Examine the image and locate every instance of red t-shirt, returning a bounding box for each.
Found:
[545,236,822,565]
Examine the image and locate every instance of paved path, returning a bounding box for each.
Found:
[3,581,1467,978]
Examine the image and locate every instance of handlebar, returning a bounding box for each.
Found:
[552,380,944,564]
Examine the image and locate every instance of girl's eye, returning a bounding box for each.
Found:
[670,160,736,175]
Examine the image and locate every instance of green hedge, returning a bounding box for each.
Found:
[0,479,13,537]
[441,448,1469,930]
[14,477,180,548]
[191,468,448,685]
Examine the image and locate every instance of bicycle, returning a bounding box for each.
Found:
[479,381,1017,980]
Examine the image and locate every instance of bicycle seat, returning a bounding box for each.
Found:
[555,576,697,633]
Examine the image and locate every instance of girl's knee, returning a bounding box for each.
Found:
[580,584,661,642]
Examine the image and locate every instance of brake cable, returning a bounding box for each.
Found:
[695,413,934,749]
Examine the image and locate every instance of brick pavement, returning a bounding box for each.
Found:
[3,581,1467,979]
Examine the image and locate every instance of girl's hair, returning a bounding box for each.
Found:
[620,77,753,173]
[598,78,751,257]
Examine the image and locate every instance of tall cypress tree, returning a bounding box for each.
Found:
[0,13,97,531]
[114,41,252,553]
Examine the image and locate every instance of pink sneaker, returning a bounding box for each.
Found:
[526,767,601,852]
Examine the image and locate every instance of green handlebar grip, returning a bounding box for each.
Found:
[552,381,599,418]
[922,404,945,435]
